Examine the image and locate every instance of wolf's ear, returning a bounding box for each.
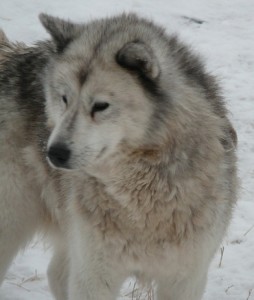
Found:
[116,41,160,80]
[39,13,83,53]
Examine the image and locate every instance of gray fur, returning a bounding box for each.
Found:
[0,13,237,300]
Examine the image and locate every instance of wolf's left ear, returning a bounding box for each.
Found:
[39,13,83,53]
[116,41,160,80]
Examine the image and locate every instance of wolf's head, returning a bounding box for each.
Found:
[40,14,227,177]
[40,14,172,174]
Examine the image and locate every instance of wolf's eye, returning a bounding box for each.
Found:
[62,95,68,106]
[91,102,109,118]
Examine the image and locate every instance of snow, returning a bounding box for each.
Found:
[0,0,253,299]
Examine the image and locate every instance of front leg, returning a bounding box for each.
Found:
[47,238,69,300]
[157,268,208,300]
[68,236,125,300]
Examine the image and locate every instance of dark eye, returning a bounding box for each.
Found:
[91,102,109,118]
[62,95,68,105]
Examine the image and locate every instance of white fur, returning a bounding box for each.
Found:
[0,14,237,300]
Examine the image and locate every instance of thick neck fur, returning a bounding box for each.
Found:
[74,132,226,247]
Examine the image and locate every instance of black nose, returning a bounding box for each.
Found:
[47,143,71,168]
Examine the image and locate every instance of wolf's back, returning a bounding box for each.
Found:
[0,34,52,151]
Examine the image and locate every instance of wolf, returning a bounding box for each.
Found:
[0,13,237,300]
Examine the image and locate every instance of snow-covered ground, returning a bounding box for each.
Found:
[0,0,253,299]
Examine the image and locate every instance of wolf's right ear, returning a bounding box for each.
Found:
[39,13,83,53]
